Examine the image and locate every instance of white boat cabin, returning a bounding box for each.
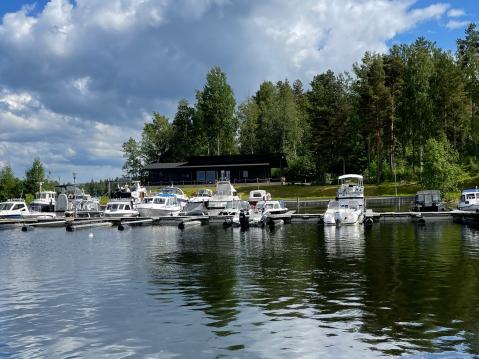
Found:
[458,187,479,211]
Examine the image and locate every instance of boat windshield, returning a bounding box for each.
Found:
[0,202,14,211]
[197,189,212,197]
[161,188,182,195]
[154,197,167,204]
[107,204,121,211]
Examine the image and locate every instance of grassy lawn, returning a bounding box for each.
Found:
[144,174,479,201]
[147,182,423,200]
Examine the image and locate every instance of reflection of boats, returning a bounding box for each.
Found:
[137,194,182,217]
[207,181,241,216]
[458,187,479,211]
[412,190,445,212]
[248,190,271,206]
[0,199,56,220]
[323,174,364,225]
[323,225,365,257]
[104,199,139,218]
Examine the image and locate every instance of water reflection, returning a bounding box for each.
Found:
[323,225,365,258]
[2,223,479,357]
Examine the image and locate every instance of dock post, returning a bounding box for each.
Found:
[297,197,299,214]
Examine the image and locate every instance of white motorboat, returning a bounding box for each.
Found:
[111,181,147,205]
[30,183,56,212]
[189,189,213,203]
[323,200,364,225]
[249,200,289,226]
[207,180,241,216]
[130,181,147,204]
[158,186,189,208]
[458,187,479,211]
[248,190,271,206]
[104,199,139,218]
[0,199,56,220]
[323,174,365,225]
[137,194,182,217]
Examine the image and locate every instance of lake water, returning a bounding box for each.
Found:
[1,222,479,358]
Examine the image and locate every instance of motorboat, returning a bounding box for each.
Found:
[248,190,271,206]
[323,200,364,225]
[30,191,56,212]
[458,187,479,211]
[412,190,445,212]
[0,199,56,220]
[249,200,289,226]
[189,189,213,203]
[157,186,188,207]
[55,184,90,212]
[207,180,241,216]
[111,181,147,204]
[30,183,56,212]
[104,199,139,218]
[67,198,103,218]
[0,199,29,219]
[137,194,182,217]
[323,174,365,225]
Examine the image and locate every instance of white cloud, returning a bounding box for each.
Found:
[0,0,451,181]
[447,8,465,18]
[446,19,470,30]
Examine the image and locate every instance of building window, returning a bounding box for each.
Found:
[243,171,248,178]
[197,171,206,182]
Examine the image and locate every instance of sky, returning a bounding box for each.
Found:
[0,0,477,183]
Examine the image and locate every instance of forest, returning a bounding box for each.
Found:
[122,24,479,192]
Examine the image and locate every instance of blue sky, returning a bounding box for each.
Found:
[0,0,476,183]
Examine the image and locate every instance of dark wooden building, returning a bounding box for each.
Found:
[144,154,287,185]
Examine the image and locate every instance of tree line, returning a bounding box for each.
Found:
[0,158,112,202]
[123,24,479,191]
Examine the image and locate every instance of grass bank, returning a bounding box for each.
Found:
[148,182,422,200]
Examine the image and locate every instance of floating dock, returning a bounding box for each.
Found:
[1,209,477,232]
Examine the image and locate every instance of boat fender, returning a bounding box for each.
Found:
[21,225,34,232]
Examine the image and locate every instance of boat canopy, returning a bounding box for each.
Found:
[338,174,363,180]
[338,174,363,186]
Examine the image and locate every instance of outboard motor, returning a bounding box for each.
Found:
[239,209,249,231]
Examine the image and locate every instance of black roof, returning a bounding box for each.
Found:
[144,154,287,170]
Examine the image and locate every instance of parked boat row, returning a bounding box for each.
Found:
[1,176,478,225]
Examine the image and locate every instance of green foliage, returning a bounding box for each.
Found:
[286,155,317,182]
[169,99,196,160]
[121,29,479,187]
[141,112,173,164]
[122,137,143,178]
[24,158,46,196]
[196,66,237,155]
[421,137,463,193]
[0,165,23,201]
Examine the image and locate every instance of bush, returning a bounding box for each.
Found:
[421,136,463,193]
[286,156,317,182]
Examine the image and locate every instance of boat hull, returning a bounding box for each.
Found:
[323,209,363,225]
[137,207,180,218]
